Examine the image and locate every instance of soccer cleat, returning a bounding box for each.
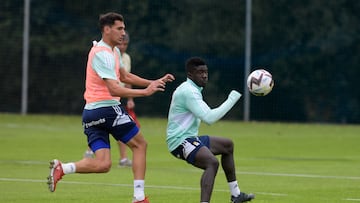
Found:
[47,159,64,192]
[132,196,150,203]
[119,158,132,167]
[231,192,255,203]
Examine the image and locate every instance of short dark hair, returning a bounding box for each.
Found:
[185,57,206,73]
[99,12,124,31]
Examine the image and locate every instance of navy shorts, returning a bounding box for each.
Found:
[171,136,210,165]
[82,105,139,152]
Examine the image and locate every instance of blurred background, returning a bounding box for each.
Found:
[1,0,359,124]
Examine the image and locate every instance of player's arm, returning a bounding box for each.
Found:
[187,90,242,125]
[104,78,165,98]
[119,68,151,87]
[95,51,174,98]
[119,68,175,87]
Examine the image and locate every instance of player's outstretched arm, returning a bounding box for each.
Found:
[105,78,166,98]
[119,69,175,87]
[119,68,152,87]
[190,90,242,125]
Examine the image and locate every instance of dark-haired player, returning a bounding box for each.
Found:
[47,12,174,203]
[166,57,254,203]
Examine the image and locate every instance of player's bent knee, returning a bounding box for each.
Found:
[228,140,234,152]
[97,160,112,172]
[142,140,148,148]
[208,157,220,169]
[223,139,234,154]
[128,134,148,150]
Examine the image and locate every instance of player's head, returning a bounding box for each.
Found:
[186,57,208,87]
[99,12,124,31]
[99,12,126,46]
[118,31,130,53]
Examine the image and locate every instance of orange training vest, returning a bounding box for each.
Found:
[84,45,121,104]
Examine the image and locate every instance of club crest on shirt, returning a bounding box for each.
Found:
[192,141,200,146]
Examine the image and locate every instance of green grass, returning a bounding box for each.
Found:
[0,113,359,203]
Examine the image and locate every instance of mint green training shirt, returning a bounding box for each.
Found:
[84,40,125,110]
[166,78,241,151]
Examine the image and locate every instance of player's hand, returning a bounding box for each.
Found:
[160,74,175,83]
[228,90,242,101]
[144,79,166,96]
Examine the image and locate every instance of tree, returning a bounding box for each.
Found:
[1,0,359,123]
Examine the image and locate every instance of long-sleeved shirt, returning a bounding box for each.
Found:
[166,78,241,151]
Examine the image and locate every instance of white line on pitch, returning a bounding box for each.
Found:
[0,177,287,197]
[344,199,360,201]
[1,160,360,181]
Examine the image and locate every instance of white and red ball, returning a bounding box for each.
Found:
[247,69,274,96]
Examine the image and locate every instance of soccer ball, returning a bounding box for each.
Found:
[247,69,274,96]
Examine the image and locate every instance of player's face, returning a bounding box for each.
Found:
[106,20,126,46]
[118,40,128,53]
[189,65,208,87]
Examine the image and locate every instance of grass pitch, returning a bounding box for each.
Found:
[0,113,359,203]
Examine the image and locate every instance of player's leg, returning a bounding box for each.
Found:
[208,136,255,202]
[126,132,148,202]
[47,140,112,192]
[76,108,114,173]
[208,136,236,181]
[126,132,147,179]
[192,146,219,202]
[110,105,145,180]
[48,107,113,192]
[119,141,128,160]
[118,141,132,167]
[54,140,113,174]
[75,141,112,173]
[169,137,219,202]
[111,104,148,202]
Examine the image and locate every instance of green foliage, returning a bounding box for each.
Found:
[251,0,360,123]
[0,1,359,123]
[0,114,359,202]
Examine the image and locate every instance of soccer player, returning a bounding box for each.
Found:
[117,31,139,167]
[83,31,138,168]
[166,57,254,203]
[118,31,141,129]
[47,12,175,203]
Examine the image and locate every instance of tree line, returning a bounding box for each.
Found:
[0,0,359,123]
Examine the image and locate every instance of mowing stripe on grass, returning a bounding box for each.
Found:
[183,168,360,180]
[0,177,287,197]
[1,160,359,181]
[0,160,360,180]
[237,171,360,180]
